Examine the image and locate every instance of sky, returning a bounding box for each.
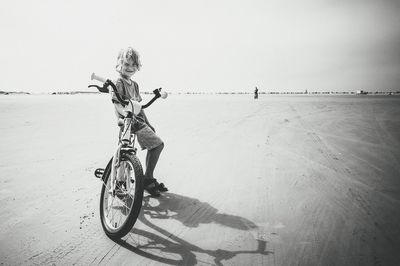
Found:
[1,0,399,93]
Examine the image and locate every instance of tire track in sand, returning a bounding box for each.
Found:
[286,104,400,265]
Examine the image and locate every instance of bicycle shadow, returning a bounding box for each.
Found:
[113,192,273,265]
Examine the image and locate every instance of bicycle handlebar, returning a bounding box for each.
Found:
[88,72,167,110]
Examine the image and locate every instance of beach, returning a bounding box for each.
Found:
[0,93,399,265]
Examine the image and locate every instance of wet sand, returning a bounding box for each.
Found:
[0,94,399,265]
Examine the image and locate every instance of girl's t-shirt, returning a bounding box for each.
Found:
[112,78,142,102]
[112,77,147,132]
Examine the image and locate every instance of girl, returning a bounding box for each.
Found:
[112,47,167,197]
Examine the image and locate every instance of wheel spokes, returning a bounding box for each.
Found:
[102,161,136,230]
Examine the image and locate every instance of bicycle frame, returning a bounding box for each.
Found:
[89,76,164,195]
[109,111,137,197]
[89,73,168,237]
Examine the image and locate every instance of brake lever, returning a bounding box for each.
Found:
[88,84,109,93]
[142,88,162,109]
[88,81,128,106]
[153,88,161,98]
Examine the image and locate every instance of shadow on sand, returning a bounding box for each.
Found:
[113,192,273,265]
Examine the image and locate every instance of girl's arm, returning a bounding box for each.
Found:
[113,102,127,117]
[111,79,130,117]
[141,109,155,132]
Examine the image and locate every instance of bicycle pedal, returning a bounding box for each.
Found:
[94,168,104,178]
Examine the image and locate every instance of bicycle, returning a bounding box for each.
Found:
[88,73,167,239]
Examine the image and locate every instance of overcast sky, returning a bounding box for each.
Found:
[1,0,399,93]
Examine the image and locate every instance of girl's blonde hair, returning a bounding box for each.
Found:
[115,47,142,73]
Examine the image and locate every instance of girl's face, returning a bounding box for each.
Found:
[120,59,137,78]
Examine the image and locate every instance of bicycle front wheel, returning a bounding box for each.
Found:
[99,153,144,239]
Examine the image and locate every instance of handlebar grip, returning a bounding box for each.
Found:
[91,73,107,83]
[160,91,168,99]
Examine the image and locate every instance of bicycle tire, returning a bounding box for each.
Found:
[99,154,144,239]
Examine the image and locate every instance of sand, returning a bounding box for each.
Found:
[0,94,399,265]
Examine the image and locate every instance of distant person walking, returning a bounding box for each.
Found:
[254,87,258,99]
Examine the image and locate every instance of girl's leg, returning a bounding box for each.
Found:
[145,142,164,179]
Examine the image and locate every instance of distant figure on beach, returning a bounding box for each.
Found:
[254,87,258,99]
[112,47,168,197]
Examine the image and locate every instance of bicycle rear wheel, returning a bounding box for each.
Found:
[99,154,144,239]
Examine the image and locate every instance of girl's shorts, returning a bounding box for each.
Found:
[135,126,163,150]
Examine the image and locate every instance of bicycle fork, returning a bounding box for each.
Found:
[109,144,123,196]
[109,144,138,196]
[94,113,137,196]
